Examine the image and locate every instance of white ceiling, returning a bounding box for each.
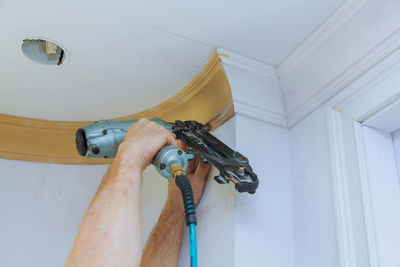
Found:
[0,0,344,121]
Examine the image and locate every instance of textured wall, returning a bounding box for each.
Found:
[290,107,339,267]
[234,115,295,267]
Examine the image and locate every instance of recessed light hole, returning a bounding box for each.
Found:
[21,39,66,66]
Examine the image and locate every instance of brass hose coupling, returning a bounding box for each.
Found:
[170,163,186,179]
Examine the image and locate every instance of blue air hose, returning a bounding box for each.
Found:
[175,174,198,267]
[189,223,198,267]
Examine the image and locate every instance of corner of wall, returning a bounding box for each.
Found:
[217,48,288,128]
[278,0,399,128]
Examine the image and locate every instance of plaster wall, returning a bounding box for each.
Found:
[362,126,400,267]
[289,107,339,267]
[0,119,235,267]
[234,115,295,267]
[0,160,108,267]
[220,50,295,267]
[394,130,400,184]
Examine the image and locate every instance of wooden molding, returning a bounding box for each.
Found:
[0,50,234,164]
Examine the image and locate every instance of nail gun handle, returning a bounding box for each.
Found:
[75,118,173,159]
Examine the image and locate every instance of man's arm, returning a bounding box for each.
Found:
[66,119,177,267]
[141,156,211,267]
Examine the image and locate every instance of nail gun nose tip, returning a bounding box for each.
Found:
[75,128,88,157]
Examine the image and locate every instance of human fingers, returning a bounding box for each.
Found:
[194,160,211,177]
[116,118,177,170]
[190,161,211,206]
[176,140,186,150]
[164,130,178,147]
[186,154,199,175]
[144,120,177,147]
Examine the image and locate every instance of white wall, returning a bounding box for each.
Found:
[286,43,400,267]
[219,49,294,267]
[0,160,108,267]
[176,117,236,267]
[393,130,400,184]
[234,115,294,267]
[290,107,339,267]
[0,119,236,267]
[362,126,400,267]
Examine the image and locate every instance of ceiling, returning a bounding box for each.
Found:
[0,0,344,121]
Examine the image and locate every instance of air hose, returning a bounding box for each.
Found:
[175,174,198,267]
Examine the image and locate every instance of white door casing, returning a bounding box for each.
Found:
[392,130,400,184]
[326,47,400,267]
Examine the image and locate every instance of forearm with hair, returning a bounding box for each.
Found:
[141,199,185,267]
[66,159,143,267]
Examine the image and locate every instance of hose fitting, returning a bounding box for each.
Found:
[170,163,186,179]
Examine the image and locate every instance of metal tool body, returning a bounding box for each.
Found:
[75,118,171,158]
[172,121,258,193]
[153,146,194,180]
[75,119,258,193]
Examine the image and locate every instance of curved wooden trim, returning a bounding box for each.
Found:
[0,50,234,164]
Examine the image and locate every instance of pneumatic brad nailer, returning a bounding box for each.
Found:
[75,119,258,194]
[75,118,258,267]
[75,119,258,267]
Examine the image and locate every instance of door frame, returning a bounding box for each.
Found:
[326,48,400,267]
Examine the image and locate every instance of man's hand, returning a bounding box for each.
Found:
[141,141,211,267]
[116,118,178,172]
[67,118,178,267]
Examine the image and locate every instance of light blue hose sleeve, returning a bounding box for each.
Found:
[189,223,198,267]
[174,174,198,267]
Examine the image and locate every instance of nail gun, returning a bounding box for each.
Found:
[75,119,258,194]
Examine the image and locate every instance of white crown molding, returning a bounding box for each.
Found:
[217,49,288,128]
[278,0,369,76]
[217,48,277,77]
[233,99,288,128]
[331,33,400,121]
[287,29,400,127]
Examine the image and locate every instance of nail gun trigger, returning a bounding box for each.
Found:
[214,175,228,184]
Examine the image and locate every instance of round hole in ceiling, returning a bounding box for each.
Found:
[21,39,66,66]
